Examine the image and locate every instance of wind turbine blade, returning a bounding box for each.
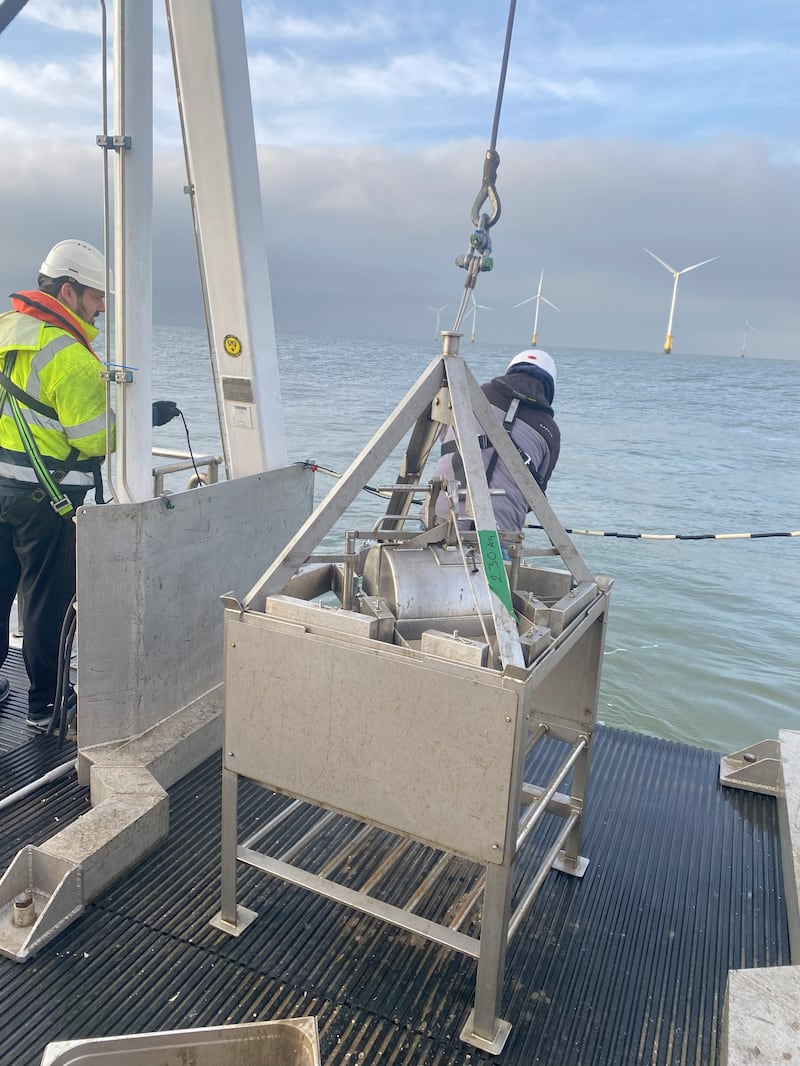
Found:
[679,256,719,275]
[643,247,676,274]
[513,295,537,308]
[476,303,492,311]
[541,297,560,312]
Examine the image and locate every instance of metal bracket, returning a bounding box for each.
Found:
[96,134,132,150]
[0,846,84,962]
[719,739,782,795]
[99,369,134,384]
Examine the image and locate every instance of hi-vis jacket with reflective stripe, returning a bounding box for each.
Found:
[0,293,114,494]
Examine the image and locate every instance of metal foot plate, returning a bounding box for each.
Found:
[553,852,589,878]
[209,905,258,937]
[459,1010,512,1054]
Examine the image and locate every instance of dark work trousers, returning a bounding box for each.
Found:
[0,492,82,717]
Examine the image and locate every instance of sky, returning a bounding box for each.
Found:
[0,0,798,358]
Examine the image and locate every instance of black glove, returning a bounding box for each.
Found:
[152,400,181,427]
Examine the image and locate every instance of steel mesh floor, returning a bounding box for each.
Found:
[0,648,790,1066]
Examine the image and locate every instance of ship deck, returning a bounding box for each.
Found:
[0,647,789,1066]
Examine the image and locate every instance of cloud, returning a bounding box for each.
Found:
[0,133,796,358]
[19,0,100,36]
[1,2,798,360]
[245,6,395,44]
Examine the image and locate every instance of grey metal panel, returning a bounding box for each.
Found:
[75,466,313,747]
[221,376,255,403]
[223,613,521,864]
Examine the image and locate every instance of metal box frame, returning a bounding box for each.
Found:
[212,344,612,1053]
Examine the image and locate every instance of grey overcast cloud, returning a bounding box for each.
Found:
[0,0,798,358]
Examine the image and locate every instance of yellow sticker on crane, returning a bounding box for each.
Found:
[224,334,242,357]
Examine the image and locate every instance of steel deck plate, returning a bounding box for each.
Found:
[0,648,789,1066]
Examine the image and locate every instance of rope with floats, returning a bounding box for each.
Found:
[526,524,800,541]
[303,463,797,540]
[451,0,518,336]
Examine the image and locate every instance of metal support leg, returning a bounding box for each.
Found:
[210,767,258,935]
[460,862,513,1054]
[553,738,590,877]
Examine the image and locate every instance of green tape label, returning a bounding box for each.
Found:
[477,529,516,618]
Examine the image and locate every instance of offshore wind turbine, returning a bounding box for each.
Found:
[643,247,718,354]
[741,318,756,358]
[426,304,448,339]
[468,292,492,342]
[513,270,559,346]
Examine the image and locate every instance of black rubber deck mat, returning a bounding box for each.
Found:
[0,649,76,779]
[0,715,789,1066]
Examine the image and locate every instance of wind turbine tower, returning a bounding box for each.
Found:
[468,293,492,342]
[513,270,559,346]
[426,304,448,340]
[643,247,718,354]
[741,318,756,358]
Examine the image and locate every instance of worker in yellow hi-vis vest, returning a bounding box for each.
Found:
[0,240,178,731]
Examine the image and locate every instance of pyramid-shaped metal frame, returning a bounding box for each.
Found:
[243,335,594,668]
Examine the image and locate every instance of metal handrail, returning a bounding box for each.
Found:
[151,448,223,494]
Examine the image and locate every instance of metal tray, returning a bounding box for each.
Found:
[40,1018,320,1065]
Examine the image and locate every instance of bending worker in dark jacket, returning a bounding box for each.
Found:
[433,348,560,547]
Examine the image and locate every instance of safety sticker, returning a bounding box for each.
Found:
[224,334,243,357]
[477,529,516,618]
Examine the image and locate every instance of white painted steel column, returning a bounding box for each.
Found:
[166,0,288,474]
[113,0,154,502]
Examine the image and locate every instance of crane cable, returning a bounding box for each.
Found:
[451,0,518,336]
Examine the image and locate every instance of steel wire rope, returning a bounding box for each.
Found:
[446,490,494,651]
[451,0,518,336]
[300,460,424,504]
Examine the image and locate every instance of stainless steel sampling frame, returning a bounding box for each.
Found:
[213,340,612,1054]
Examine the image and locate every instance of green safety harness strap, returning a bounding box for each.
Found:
[0,351,76,517]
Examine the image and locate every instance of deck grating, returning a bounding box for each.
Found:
[0,647,790,1066]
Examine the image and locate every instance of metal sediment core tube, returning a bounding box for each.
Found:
[362,544,492,622]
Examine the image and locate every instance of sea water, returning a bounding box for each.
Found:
[150,325,799,754]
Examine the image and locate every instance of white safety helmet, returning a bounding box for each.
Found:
[39,239,113,294]
[507,348,556,385]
